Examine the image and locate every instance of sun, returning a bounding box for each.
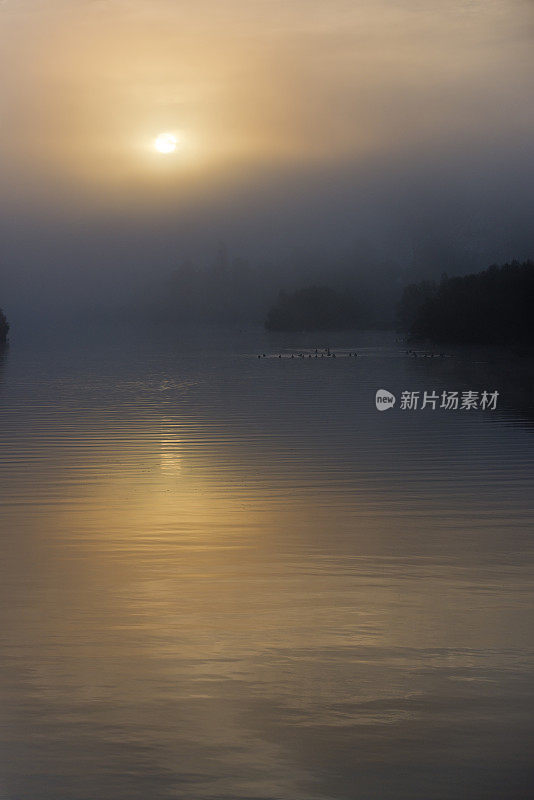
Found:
[154,133,178,154]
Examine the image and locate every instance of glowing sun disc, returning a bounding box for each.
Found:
[154,133,177,154]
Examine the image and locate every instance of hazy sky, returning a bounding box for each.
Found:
[1,0,533,315]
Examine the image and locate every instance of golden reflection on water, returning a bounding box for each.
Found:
[1,335,534,799]
[159,416,183,476]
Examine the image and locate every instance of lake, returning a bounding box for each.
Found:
[0,326,533,799]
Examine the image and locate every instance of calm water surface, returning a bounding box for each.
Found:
[0,327,533,799]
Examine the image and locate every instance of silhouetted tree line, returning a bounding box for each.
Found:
[265,286,360,331]
[0,308,9,344]
[132,244,399,329]
[398,260,534,345]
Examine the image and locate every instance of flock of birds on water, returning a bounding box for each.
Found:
[258,347,356,359]
[405,349,446,358]
[257,346,447,359]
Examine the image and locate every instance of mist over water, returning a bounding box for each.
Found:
[1,326,533,799]
[1,1,534,796]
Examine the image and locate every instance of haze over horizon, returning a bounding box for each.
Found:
[1,0,534,323]
[2,8,534,799]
